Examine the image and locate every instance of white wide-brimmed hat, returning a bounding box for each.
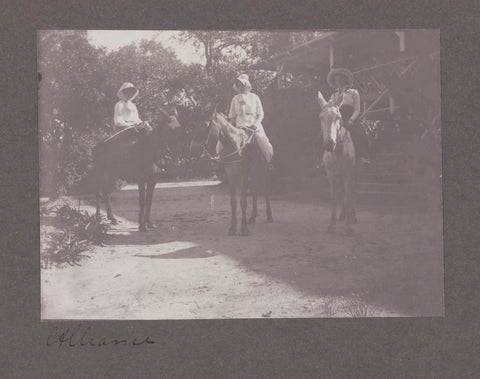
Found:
[327,68,354,89]
[233,74,252,93]
[117,82,139,101]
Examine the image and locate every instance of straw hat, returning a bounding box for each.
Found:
[117,82,139,101]
[327,68,354,89]
[233,74,252,93]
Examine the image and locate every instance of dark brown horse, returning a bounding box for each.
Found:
[92,108,181,232]
[190,109,273,236]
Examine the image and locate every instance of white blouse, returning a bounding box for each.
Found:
[329,88,361,121]
[228,92,264,128]
[114,100,142,128]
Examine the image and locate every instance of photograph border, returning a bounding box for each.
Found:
[2,1,479,377]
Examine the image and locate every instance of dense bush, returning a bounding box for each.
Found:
[38,31,327,198]
[40,203,109,268]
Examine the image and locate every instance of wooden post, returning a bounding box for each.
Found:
[359,87,390,120]
[329,43,334,68]
[395,31,405,52]
[276,63,285,89]
[389,94,395,114]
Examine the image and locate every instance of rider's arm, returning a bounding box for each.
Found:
[114,102,128,127]
[254,94,264,126]
[349,89,361,123]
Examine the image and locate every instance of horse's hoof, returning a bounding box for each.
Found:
[139,224,148,232]
[346,227,354,236]
[327,225,336,233]
[267,216,274,223]
[110,219,118,225]
[241,228,250,236]
[228,228,236,236]
[146,222,157,229]
[248,217,256,224]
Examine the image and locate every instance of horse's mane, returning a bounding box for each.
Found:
[215,112,230,125]
[214,111,248,150]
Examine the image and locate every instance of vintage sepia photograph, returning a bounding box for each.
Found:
[39,30,442,319]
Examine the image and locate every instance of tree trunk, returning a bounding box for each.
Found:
[203,40,213,73]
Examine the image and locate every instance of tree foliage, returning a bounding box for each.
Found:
[39,30,319,198]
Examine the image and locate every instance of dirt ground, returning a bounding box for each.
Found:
[41,182,444,319]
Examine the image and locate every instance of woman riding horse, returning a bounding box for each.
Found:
[318,87,357,235]
[93,82,181,231]
[114,82,152,134]
[217,74,274,165]
[321,68,370,165]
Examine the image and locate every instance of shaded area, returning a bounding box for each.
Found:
[92,185,443,317]
[135,246,218,259]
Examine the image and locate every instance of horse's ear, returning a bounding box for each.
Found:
[334,91,345,108]
[212,104,218,121]
[317,90,328,109]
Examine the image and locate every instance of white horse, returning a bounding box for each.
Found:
[318,91,357,235]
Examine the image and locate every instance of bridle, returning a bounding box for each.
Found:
[200,115,256,163]
[321,106,351,151]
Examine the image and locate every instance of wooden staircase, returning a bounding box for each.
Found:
[356,153,419,197]
[277,153,425,200]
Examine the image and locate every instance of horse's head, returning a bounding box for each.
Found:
[189,106,222,159]
[320,105,343,153]
[158,106,181,130]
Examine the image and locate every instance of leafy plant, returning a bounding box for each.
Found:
[40,204,109,268]
[341,293,379,317]
[41,229,91,268]
[360,118,382,138]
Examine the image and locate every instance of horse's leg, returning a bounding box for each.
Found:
[344,172,354,236]
[240,177,249,236]
[339,199,347,221]
[138,182,147,232]
[351,164,358,224]
[104,190,117,225]
[228,184,237,235]
[266,194,273,223]
[265,170,273,223]
[248,191,257,224]
[351,203,358,224]
[328,176,337,233]
[95,187,101,220]
[145,180,156,229]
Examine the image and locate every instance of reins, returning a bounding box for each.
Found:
[200,118,256,163]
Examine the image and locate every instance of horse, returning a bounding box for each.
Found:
[190,109,273,236]
[92,107,181,232]
[318,92,357,235]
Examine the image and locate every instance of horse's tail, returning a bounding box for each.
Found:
[69,165,97,195]
[248,143,271,194]
[92,140,105,163]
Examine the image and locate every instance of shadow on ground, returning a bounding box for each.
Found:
[96,186,443,317]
